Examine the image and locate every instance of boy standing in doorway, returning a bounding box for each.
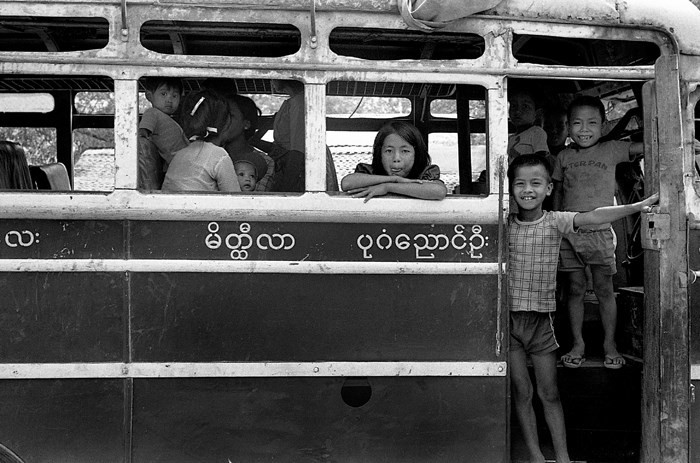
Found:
[552,96,644,369]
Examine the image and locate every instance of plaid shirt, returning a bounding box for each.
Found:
[508,211,577,313]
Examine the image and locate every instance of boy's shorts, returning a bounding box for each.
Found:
[559,228,616,275]
[510,311,558,356]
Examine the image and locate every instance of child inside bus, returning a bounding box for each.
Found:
[508,153,657,463]
[552,95,644,369]
[161,89,240,192]
[0,140,33,189]
[543,105,569,159]
[508,86,549,162]
[341,121,447,201]
[222,95,275,192]
[476,85,549,185]
[233,151,268,192]
[139,77,189,172]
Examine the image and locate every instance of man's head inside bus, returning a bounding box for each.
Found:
[566,95,606,149]
[143,77,184,117]
[508,85,544,133]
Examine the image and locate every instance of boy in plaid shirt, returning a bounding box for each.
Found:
[507,154,656,463]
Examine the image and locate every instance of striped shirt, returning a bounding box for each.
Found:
[508,211,577,313]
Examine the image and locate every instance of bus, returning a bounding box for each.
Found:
[0,0,698,461]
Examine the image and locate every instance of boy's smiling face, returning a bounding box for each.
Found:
[511,163,552,219]
[568,105,603,148]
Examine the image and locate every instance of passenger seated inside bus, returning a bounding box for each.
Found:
[553,95,644,370]
[138,77,189,189]
[0,140,33,189]
[507,85,549,162]
[271,79,339,191]
[543,104,569,159]
[233,150,268,192]
[223,95,275,192]
[161,89,240,192]
[341,121,447,201]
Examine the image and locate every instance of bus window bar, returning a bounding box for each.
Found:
[0,361,507,379]
[0,259,503,275]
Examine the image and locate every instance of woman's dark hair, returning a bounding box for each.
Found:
[230,95,261,140]
[179,89,230,141]
[567,95,606,123]
[371,121,431,179]
[507,153,552,187]
[0,140,33,189]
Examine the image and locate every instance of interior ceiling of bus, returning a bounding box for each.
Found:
[0,17,660,97]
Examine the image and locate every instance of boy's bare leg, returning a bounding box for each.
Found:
[510,349,546,463]
[591,268,623,365]
[531,351,572,463]
[562,270,587,362]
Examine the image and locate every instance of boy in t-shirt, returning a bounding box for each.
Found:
[508,153,656,463]
[139,77,189,173]
[552,95,644,369]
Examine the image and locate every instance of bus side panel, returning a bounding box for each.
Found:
[690,229,700,364]
[131,377,506,463]
[130,273,500,362]
[689,229,700,461]
[0,379,126,463]
[0,272,125,362]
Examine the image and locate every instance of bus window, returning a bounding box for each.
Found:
[329,27,484,60]
[429,98,486,193]
[0,16,108,52]
[0,75,115,192]
[328,80,485,196]
[140,21,301,57]
[512,34,660,67]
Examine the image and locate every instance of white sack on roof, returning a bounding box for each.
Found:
[403,0,700,55]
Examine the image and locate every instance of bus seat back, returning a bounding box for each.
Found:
[30,162,72,190]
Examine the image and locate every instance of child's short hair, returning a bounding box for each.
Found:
[179,89,230,141]
[230,95,261,140]
[567,95,606,123]
[142,77,183,95]
[507,153,552,186]
[371,121,431,179]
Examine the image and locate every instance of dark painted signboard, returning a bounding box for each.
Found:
[0,218,506,462]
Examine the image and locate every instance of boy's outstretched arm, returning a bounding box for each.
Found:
[574,193,659,228]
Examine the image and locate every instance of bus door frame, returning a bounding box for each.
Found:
[641,54,690,462]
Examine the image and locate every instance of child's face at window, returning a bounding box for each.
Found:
[235,162,257,191]
[509,93,538,130]
[568,105,603,148]
[381,133,415,178]
[510,163,552,213]
[147,84,181,116]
